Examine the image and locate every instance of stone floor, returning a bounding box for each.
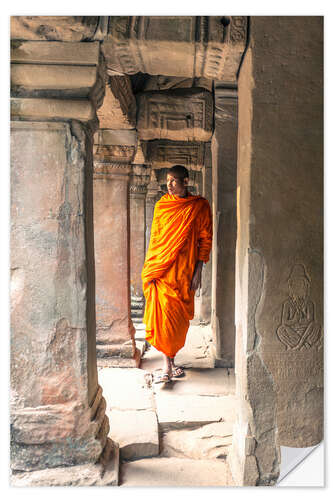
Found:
[98,322,236,487]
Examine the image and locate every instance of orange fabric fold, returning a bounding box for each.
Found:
[142,193,212,357]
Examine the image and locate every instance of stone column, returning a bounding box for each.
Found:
[211,84,238,367]
[10,41,118,485]
[229,16,323,486]
[93,129,140,367]
[129,164,151,322]
[145,169,160,254]
[200,143,213,324]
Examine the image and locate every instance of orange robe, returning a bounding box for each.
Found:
[142,193,212,357]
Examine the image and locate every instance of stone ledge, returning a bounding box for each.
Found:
[109,409,159,461]
[97,347,141,368]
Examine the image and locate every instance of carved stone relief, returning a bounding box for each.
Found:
[136,89,213,142]
[142,76,213,92]
[276,263,322,351]
[143,140,205,171]
[103,16,247,81]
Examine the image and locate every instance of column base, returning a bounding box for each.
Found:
[11,439,120,487]
[97,347,141,368]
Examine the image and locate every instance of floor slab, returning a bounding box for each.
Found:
[154,392,237,431]
[120,456,235,486]
[98,367,154,411]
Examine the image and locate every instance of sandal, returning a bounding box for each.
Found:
[154,372,171,384]
[172,366,185,378]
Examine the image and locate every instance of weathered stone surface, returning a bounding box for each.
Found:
[11,97,96,122]
[143,75,213,92]
[161,421,233,459]
[93,131,138,365]
[98,368,154,411]
[10,120,106,471]
[11,439,120,486]
[173,324,215,369]
[120,457,234,486]
[145,170,160,253]
[136,89,213,142]
[143,140,205,171]
[97,75,136,129]
[11,40,100,65]
[103,16,247,81]
[130,164,151,319]
[108,409,159,461]
[200,144,213,323]
[11,16,103,41]
[211,84,237,368]
[233,18,323,480]
[154,392,236,432]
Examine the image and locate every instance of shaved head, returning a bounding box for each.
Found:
[168,165,189,180]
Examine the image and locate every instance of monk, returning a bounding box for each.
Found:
[141,165,212,383]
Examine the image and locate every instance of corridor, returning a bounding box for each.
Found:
[98,322,236,486]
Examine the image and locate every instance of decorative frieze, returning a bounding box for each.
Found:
[102,16,247,81]
[11,17,247,82]
[143,75,213,92]
[129,164,151,195]
[143,140,205,171]
[136,89,213,142]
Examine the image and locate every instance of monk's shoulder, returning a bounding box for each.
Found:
[197,196,211,212]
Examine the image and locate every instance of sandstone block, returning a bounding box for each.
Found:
[154,393,236,431]
[120,457,234,487]
[161,421,234,459]
[136,89,213,142]
[109,409,159,461]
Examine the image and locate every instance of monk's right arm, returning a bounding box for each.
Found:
[198,202,213,263]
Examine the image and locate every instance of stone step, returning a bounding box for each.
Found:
[108,409,159,462]
[120,456,234,486]
[154,392,236,432]
[160,421,234,460]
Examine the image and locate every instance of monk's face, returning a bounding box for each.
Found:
[167,174,188,196]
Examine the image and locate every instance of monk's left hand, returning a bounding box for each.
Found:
[191,261,203,291]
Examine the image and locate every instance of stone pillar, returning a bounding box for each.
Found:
[211,84,238,367]
[200,143,213,324]
[10,40,118,485]
[229,16,323,486]
[93,129,140,367]
[129,164,151,322]
[145,169,160,254]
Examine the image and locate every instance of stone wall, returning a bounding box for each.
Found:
[229,16,323,486]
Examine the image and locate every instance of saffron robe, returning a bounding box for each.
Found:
[142,193,212,357]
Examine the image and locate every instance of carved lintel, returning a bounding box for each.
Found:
[103,16,247,81]
[136,89,213,142]
[142,75,213,92]
[93,161,131,178]
[143,140,205,171]
[93,144,136,165]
